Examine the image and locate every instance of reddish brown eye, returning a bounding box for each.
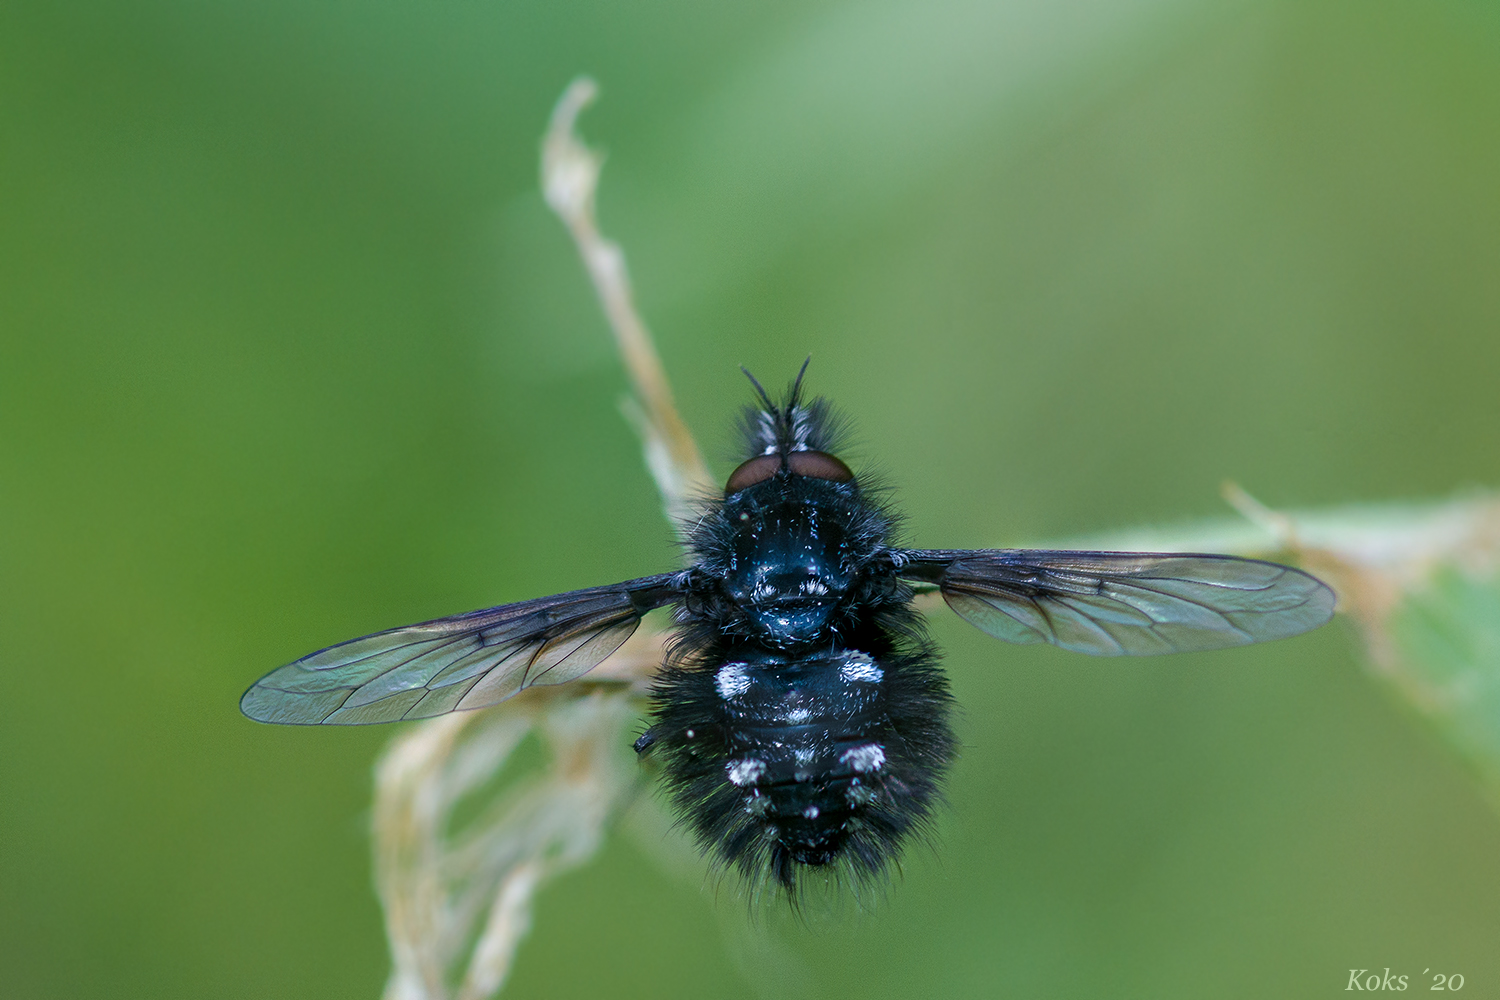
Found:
[725,454,781,494]
[725,450,855,494]
[787,450,854,482]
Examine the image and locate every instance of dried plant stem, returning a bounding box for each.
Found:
[541,76,716,529]
[456,860,540,1000]
[377,713,481,1000]
[372,78,710,1000]
[1221,480,1303,549]
[378,690,643,1000]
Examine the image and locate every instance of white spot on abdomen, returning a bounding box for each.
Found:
[840,743,886,773]
[839,652,883,684]
[726,758,766,786]
[715,662,751,700]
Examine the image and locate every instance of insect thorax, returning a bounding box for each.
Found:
[689,472,897,647]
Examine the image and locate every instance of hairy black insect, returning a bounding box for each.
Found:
[242,363,1335,895]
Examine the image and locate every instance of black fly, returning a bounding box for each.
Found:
[242,363,1335,894]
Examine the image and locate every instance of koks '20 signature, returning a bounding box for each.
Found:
[1347,969,1465,991]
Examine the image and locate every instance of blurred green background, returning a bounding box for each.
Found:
[4,0,1500,996]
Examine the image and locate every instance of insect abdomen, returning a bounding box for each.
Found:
[645,640,955,893]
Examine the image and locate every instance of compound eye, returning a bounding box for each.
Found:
[725,454,781,494]
[787,450,854,483]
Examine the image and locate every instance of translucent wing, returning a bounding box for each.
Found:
[241,574,679,725]
[898,549,1334,656]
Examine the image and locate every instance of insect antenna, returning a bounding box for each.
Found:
[740,365,778,415]
[737,357,829,457]
[786,355,812,411]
